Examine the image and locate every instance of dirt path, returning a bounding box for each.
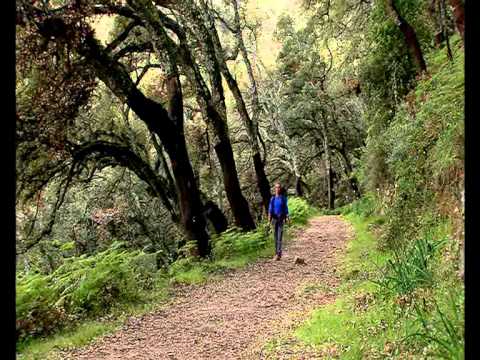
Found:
[62,216,351,360]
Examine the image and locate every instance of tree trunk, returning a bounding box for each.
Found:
[428,0,444,47]
[337,147,361,199]
[219,69,272,212]
[130,0,252,236]
[167,142,211,256]
[233,0,274,214]
[173,17,256,230]
[440,0,454,61]
[295,176,304,197]
[325,149,335,210]
[328,167,335,210]
[213,134,256,230]
[386,0,427,74]
[197,1,272,213]
[448,0,464,42]
[319,120,334,209]
[203,200,228,233]
[83,37,211,256]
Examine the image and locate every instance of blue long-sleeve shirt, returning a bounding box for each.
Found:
[269,195,289,218]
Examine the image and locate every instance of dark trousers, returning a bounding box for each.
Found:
[272,217,285,256]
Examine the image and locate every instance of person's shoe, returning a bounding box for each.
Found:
[275,254,280,261]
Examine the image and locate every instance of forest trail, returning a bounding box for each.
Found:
[62,216,352,360]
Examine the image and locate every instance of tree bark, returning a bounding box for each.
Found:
[78,29,211,256]
[440,0,454,61]
[428,0,444,47]
[295,176,304,197]
[385,0,427,74]
[448,0,464,42]
[170,11,256,231]
[197,1,272,214]
[319,119,335,209]
[336,146,361,199]
[213,131,256,230]
[232,0,273,213]
[203,200,228,233]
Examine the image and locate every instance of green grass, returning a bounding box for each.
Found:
[170,266,209,285]
[340,213,388,277]
[268,203,463,359]
[292,213,409,358]
[17,321,118,360]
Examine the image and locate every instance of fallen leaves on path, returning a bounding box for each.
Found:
[61,216,351,360]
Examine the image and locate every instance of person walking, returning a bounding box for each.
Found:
[268,183,290,260]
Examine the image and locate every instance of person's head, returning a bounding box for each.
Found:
[274,183,282,196]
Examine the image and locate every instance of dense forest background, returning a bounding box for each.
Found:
[16,0,464,358]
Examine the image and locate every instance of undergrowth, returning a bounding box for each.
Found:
[287,195,464,359]
[17,197,316,358]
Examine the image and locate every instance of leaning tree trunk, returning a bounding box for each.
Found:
[130,0,254,232]
[128,0,212,254]
[448,0,464,42]
[295,176,304,197]
[385,0,427,74]
[211,120,256,230]
[440,0,454,61]
[428,0,445,47]
[171,12,256,231]
[218,65,272,213]
[196,0,272,214]
[230,0,272,211]
[86,38,211,256]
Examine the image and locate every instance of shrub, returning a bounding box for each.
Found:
[375,227,447,295]
[16,274,65,341]
[287,197,316,225]
[16,243,158,342]
[341,195,376,218]
[411,290,464,359]
[211,225,269,260]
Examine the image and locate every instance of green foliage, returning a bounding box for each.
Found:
[357,1,443,194]
[376,235,446,295]
[369,38,464,251]
[336,37,464,355]
[169,223,273,284]
[411,290,464,359]
[340,195,376,218]
[16,244,159,343]
[289,211,463,358]
[16,274,64,341]
[211,225,269,259]
[169,265,209,285]
[287,197,317,225]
